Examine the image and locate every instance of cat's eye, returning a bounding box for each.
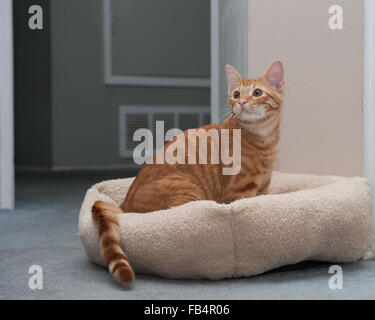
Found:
[253,89,263,97]
[233,91,240,99]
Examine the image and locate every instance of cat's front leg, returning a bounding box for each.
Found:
[256,178,271,195]
[222,181,258,204]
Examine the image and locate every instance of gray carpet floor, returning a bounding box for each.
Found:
[0,171,374,300]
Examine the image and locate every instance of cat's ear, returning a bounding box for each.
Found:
[264,61,284,92]
[225,65,242,95]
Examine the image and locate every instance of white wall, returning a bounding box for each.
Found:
[0,0,14,209]
[211,0,248,123]
[248,0,364,176]
[364,0,375,241]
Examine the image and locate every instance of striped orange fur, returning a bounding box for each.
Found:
[92,201,135,285]
[92,62,284,285]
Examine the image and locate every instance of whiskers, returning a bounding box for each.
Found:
[220,110,235,121]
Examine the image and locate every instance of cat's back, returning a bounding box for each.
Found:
[135,121,225,175]
[121,122,226,211]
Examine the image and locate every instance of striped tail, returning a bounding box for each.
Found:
[92,200,135,285]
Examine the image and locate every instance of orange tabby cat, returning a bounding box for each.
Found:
[92,61,285,285]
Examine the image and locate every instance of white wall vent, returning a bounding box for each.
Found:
[119,106,210,158]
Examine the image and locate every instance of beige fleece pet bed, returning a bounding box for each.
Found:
[79,171,374,280]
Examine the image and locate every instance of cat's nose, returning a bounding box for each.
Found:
[238,100,247,109]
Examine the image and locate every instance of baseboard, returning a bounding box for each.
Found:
[51,163,141,172]
[16,163,141,173]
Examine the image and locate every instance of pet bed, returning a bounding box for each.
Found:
[79,171,374,280]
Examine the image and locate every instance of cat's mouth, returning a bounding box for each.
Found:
[236,104,260,115]
[242,106,257,114]
[234,104,266,121]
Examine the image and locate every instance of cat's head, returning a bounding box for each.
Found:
[225,61,284,126]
